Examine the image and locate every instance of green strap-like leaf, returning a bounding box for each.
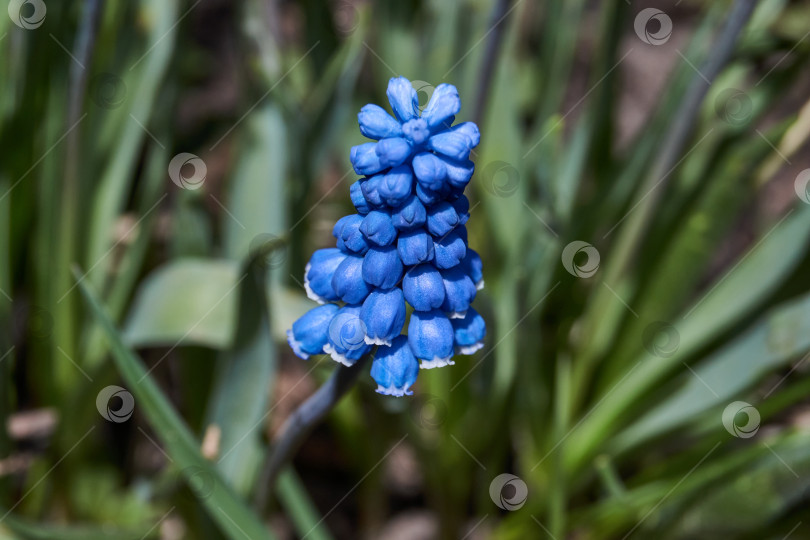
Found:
[76,272,274,540]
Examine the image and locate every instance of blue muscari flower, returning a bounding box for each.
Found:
[324,305,372,366]
[360,210,397,247]
[288,76,486,396]
[391,195,426,230]
[402,263,445,311]
[408,310,455,368]
[361,288,407,346]
[304,248,347,303]
[370,336,419,396]
[397,228,434,266]
[362,245,403,289]
[452,307,486,355]
[332,254,371,304]
[287,303,341,359]
[350,180,370,214]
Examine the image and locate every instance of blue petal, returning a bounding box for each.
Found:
[452,121,480,147]
[361,288,407,346]
[378,165,413,207]
[421,84,460,129]
[452,307,486,355]
[360,175,385,208]
[427,131,472,162]
[287,303,340,359]
[397,228,435,266]
[358,104,403,140]
[426,201,460,237]
[451,194,470,225]
[408,309,454,368]
[386,76,419,122]
[402,263,444,311]
[402,118,430,146]
[332,215,364,253]
[331,255,372,304]
[415,183,445,206]
[349,180,370,215]
[350,142,384,175]
[338,215,369,254]
[370,335,419,396]
[376,137,412,169]
[440,266,477,317]
[412,152,447,192]
[460,248,484,289]
[433,231,466,269]
[391,195,427,230]
[362,245,404,289]
[440,157,474,190]
[304,248,347,303]
[360,210,397,247]
[325,305,372,366]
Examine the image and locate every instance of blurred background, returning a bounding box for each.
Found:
[2,0,810,538]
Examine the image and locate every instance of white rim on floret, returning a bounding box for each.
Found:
[286,329,310,360]
[303,263,328,304]
[364,335,393,346]
[456,341,484,355]
[475,279,485,291]
[375,383,414,397]
[323,343,357,367]
[447,310,467,320]
[419,356,455,369]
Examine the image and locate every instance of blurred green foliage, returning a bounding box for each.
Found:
[2,0,810,538]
